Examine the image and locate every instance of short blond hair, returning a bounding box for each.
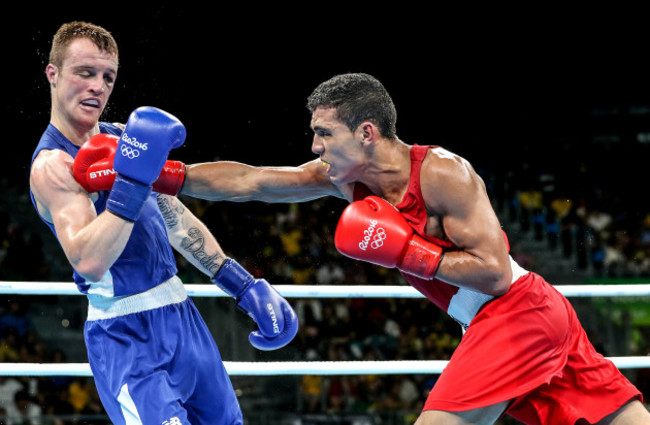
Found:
[49,21,118,68]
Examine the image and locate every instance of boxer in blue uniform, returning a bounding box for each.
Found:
[29,21,298,425]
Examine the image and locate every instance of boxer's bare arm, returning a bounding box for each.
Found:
[420,148,512,295]
[182,159,345,202]
[30,149,133,281]
[156,193,227,277]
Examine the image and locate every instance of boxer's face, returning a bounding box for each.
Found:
[48,38,117,131]
[310,107,365,184]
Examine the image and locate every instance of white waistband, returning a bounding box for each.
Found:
[448,256,530,329]
[510,255,530,282]
[86,275,188,321]
[448,287,494,329]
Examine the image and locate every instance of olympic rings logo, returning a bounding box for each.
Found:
[120,144,140,159]
[370,228,387,249]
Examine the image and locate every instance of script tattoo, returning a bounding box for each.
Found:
[181,227,223,275]
[156,195,185,228]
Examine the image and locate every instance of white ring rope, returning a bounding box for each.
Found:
[1,281,649,376]
[3,281,650,298]
[0,357,648,377]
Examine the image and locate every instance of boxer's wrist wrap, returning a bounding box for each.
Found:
[106,174,152,222]
[400,235,444,279]
[211,258,254,298]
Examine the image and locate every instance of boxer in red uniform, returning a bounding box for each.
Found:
[174,73,645,424]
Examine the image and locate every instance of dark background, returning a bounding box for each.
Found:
[4,6,650,205]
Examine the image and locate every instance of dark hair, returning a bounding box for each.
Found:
[307,73,397,139]
[49,21,118,68]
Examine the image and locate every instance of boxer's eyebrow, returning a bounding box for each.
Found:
[311,126,331,136]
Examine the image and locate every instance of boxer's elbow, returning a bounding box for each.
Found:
[72,257,110,283]
[482,275,511,296]
[477,260,512,296]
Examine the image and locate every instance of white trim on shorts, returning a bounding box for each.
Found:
[86,275,188,321]
[117,383,143,425]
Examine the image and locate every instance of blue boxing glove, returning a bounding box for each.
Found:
[107,106,186,222]
[212,258,299,351]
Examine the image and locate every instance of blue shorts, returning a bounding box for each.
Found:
[84,277,243,425]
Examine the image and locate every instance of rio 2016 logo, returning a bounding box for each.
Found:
[120,132,148,159]
[358,219,387,251]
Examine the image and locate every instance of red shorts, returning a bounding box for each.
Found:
[423,272,642,424]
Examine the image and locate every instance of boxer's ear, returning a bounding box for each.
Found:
[45,64,58,87]
[357,122,379,147]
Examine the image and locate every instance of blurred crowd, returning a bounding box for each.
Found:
[0,297,106,424]
[506,167,650,279]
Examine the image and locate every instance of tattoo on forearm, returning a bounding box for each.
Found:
[181,227,223,275]
[157,196,185,228]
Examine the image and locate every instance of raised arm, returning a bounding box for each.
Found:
[421,147,512,295]
[31,107,187,282]
[182,158,345,203]
[30,149,133,281]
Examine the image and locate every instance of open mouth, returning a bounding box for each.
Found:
[81,99,100,108]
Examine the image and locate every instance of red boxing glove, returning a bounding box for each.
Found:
[153,160,185,196]
[334,196,443,279]
[73,134,186,196]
